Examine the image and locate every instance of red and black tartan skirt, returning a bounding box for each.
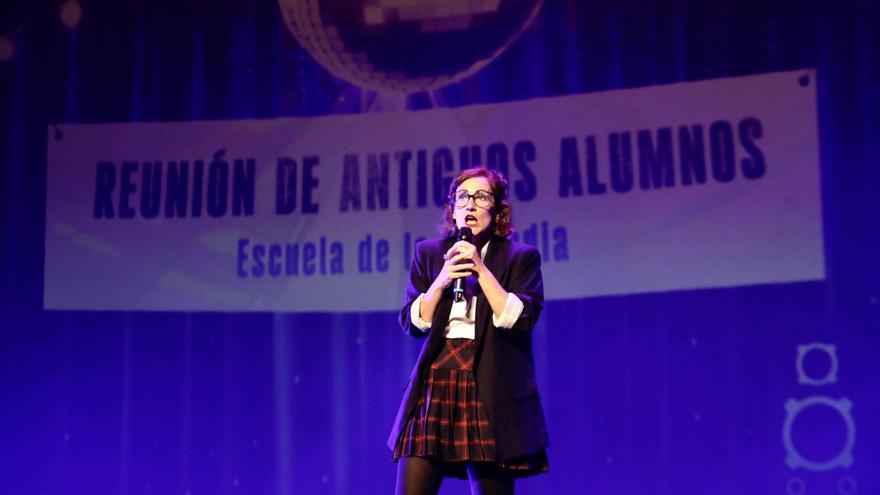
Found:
[393,338,549,479]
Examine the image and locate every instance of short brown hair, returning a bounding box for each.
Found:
[439,167,515,238]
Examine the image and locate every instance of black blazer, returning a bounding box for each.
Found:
[387,235,549,461]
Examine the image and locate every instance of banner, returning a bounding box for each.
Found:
[44,69,823,312]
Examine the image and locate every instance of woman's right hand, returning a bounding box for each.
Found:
[431,251,474,291]
[419,251,473,323]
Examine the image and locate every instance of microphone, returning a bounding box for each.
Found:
[453,227,473,303]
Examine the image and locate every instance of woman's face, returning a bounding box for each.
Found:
[453,176,495,238]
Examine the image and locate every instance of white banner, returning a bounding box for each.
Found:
[45,70,823,312]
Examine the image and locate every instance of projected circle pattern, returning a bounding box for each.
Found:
[796,343,838,386]
[783,396,855,471]
[837,476,857,495]
[278,0,544,93]
[785,477,806,495]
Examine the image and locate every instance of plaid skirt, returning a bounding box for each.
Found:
[393,338,549,479]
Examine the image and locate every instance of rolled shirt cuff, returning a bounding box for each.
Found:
[410,293,433,331]
[492,292,525,329]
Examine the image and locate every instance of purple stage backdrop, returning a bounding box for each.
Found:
[1,1,879,495]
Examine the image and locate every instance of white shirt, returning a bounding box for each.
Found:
[409,241,525,339]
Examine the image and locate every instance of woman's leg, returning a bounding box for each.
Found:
[395,456,444,495]
[466,463,515,495]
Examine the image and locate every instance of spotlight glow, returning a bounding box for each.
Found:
[60,0,83,30]
[0,37,13,61]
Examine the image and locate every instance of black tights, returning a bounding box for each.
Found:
[395,456,515,495]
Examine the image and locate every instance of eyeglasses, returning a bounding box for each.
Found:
[452,190,494,209]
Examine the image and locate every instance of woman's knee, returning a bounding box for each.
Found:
[395,456,444,495]
[466,463,515,495]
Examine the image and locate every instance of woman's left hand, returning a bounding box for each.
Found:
[445,241,485,277]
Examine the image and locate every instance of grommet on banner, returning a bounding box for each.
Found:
[798,69,812,87]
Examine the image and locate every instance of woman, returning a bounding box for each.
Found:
[389,167,549,495]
